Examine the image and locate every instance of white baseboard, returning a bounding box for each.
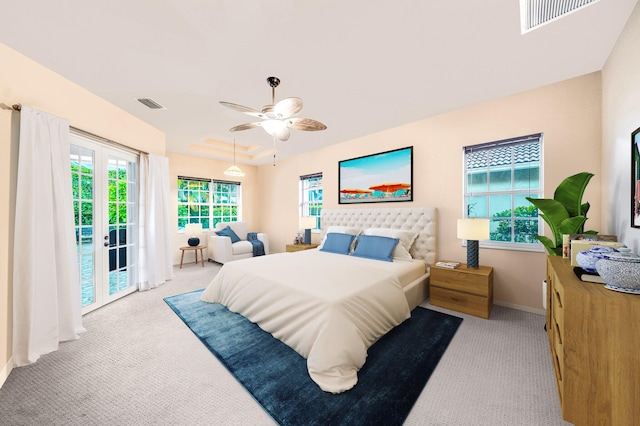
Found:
[495,300,546,316]
[0,357,14,389]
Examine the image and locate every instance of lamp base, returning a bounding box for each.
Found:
[304,229,311,245]
[466,240,479,268]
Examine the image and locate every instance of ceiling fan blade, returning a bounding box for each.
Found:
[229,122,261,132]
[220,101,265,118]
[287,117,327,131]
[273,97,303,118]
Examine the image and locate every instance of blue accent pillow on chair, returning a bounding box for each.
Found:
[319,233,356,255]
[215,226,241,243]
[351,235,399,262]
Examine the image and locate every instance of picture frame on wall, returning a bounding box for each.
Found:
[338,146,413,204]
[632,126,640,228]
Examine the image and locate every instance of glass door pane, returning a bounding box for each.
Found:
[71,135,139,314]
[71,144,96,308]
[106,153,138,297]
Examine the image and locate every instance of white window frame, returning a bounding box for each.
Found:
[463,134,544,252]
[299,172,323,231]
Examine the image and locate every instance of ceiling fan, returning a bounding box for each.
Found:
[220,76,327,142]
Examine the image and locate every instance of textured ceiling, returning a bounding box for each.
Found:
[1,0,637,164]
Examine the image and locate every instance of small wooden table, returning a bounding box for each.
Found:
[179,245,206,268]
[286,243,319,252]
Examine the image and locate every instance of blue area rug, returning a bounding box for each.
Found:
[164,289,462,426]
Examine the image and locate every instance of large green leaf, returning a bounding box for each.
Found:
[553,172,594,218]
[532,234,562,256]
[557,216,587,235]
[526,198,569,247]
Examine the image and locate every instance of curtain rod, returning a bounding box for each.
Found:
[11,103,149,155]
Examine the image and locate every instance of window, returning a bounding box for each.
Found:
[177,176,240,230]
[463,134,542,250]
[299,173,323,229]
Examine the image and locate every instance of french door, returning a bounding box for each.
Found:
[70,134,139,314]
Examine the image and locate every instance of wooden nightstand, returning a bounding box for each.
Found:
[430,264,493,319]
[286,243,319,252]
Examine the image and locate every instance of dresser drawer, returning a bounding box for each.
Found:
[430,286,490,318]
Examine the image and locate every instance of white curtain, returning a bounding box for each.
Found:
[12,106,85,367]
[138,153,173,291]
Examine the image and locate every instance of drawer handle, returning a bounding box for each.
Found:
[554,353,562,381]
[554,321,562,345]
[554,290,563,308]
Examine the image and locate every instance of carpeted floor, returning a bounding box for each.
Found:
[0,262,571,425]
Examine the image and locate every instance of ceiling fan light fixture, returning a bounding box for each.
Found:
[260,119,288,136]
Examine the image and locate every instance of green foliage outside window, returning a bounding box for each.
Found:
[491,205,539,243]
[177,178,240,230]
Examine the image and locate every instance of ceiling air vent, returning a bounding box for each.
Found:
[136,98,166,110]
[520,0,600,33]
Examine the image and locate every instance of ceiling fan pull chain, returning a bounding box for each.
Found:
[273,136,276,166]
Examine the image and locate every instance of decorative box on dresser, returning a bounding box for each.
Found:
[430,264,493,319]
[546,256,640,425]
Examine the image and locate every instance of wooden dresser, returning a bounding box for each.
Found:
[546,256,640,425]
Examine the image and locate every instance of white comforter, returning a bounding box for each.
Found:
[200,249,411,393]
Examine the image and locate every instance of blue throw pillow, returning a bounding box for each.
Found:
[215,226,241,243]
[351,235,399,262]
[319,233,356,255]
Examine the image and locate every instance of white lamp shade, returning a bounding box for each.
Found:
[299,216,317,230]
[457,218,490,240]
[224,164,245,177]
[185,223,203,237]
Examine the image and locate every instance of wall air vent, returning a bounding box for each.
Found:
[136,98,166,109]
[520,0,600,33]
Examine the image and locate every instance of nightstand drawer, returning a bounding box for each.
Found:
[430,286,491,319]
[430,266,492,297]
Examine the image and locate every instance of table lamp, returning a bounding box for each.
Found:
[457,218,490,268]
[299,216,317,245]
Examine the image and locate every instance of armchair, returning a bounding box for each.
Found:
[208,221,270,264]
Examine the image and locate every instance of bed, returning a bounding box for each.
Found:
[201,207,438,393]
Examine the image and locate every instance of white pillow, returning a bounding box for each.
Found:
[318,226,361,249]
[363,228,418,261]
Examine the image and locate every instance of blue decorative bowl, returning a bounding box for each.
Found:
[575,246,619,273]
[596,252,640,294]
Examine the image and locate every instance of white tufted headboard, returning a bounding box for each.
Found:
[321,208,438,266]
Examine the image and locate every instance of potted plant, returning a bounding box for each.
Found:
[526,172,597,256]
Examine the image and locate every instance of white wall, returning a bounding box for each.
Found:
[257,73,603,313]
[602,1,640,253]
